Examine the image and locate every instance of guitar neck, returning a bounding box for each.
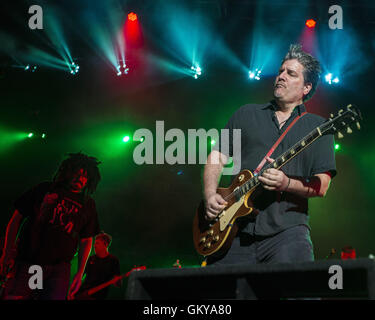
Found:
[87,275,124,296]
[85,266,146,296]
[237,125,324,198]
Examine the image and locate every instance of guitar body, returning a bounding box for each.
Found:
[192,170,259,257]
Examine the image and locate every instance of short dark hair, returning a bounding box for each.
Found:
[282,44,322,102]
[95,231,112,248]
[53,152,102,196]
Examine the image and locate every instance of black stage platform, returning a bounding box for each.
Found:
[126,258,375,300]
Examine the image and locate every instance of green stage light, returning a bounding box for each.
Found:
[123,136,130,143]
[334,143,341,151]
[28,133,34,138]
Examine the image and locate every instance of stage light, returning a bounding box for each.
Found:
[116,62,129,76]
[128,12,137,21]
[191,65,202,79]
[24,65,37,72]
[334,143,341,151]
[122,136,130,143]
[249,68,261,80]
[70,62,80,75]
[211,139,216,146]
[28,133,34,138]
[325,73,340,85]
[42,133,46,139]
[306,19,316,28]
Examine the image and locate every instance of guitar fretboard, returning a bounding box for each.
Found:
[234,124,326,199]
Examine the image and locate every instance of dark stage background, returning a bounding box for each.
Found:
[1,0,374,299]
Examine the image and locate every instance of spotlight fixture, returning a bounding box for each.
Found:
[325,73,339,85]
[70,62,80,75]
[128,12,138,21]
[191,65,202,79]
[249,68,261,80]
[116,62,129,76]
[24,65,37,72]
[306,19,317,28]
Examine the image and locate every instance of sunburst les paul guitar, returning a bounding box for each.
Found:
[192,105,362,257]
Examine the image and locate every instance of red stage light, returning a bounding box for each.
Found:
[305,19,316,28]
[128,12,137,21]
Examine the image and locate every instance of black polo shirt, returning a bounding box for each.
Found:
[215,101,337,236]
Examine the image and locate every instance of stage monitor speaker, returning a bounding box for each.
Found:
[126,258,375,300]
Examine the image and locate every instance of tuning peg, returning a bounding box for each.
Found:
[347,104,352,109]
[356,122,361,130]
[337,132,344,139]
[330,113,334,118]
[338,109,344,115]
[346,127,352,134]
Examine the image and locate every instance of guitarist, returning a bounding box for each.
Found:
[204,44,336,265]
[73,231,121,300]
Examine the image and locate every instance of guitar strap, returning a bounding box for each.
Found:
[253,111,308,175]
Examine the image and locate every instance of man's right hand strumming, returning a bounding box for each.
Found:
[205,193,228,221]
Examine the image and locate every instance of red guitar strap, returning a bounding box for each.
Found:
[253,111,308,175]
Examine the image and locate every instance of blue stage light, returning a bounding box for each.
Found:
[70,62,79,75]
[191,65,202,79]
[116,62,129,76]
[249,68,261,80]
[325,73,339,85]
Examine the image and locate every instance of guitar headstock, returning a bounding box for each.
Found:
[322,104,362,138]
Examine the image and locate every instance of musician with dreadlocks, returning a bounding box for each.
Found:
[0,152,102,300]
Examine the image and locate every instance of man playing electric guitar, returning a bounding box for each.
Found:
[72,231,121,300]
[203,44,336,265]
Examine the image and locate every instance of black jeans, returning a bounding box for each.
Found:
[4,261,71,300]
[207,225,314,266]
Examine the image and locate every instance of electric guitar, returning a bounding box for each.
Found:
[192,105,362,257]
[74,265,146,300]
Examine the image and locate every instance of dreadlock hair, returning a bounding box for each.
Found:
[53,152,102,197]
[95,231,112,248]
[282,44,322,102]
